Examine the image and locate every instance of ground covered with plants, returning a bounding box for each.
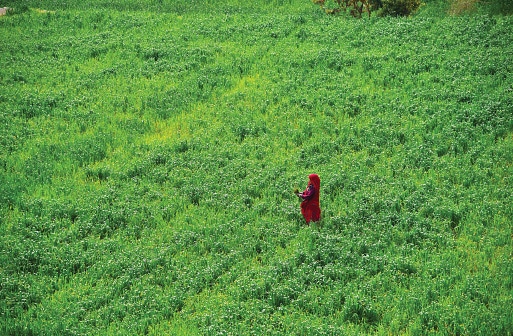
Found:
[1,0,512,334]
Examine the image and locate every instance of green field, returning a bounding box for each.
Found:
[1,0,512,334]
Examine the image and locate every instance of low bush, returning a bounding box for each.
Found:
[379,0,422,16]
[313,0,422,17]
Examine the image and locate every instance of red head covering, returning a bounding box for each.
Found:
[308,174,320,196]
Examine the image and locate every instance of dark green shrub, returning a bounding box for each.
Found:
[313,0,421,17]
[489,0,513,14]
[379,0,422,16]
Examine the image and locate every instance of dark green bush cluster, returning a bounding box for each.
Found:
[378,0,422,16]
[313,0,422,17]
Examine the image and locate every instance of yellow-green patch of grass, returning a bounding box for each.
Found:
[448,0,479,15]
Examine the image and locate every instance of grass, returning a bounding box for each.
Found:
[1,0,512,335]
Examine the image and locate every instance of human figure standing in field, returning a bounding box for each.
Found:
[295,174,321,224]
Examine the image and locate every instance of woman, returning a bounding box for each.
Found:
[295,174,321,223]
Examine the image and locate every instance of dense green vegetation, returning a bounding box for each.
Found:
[1,0,512,334]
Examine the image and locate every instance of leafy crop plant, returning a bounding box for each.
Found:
[0,1,512,335]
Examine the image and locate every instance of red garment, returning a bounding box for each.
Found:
[299,174,321,223]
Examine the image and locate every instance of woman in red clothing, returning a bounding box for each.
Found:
[295,174,321,223]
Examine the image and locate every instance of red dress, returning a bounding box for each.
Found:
[299,174,321,223]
